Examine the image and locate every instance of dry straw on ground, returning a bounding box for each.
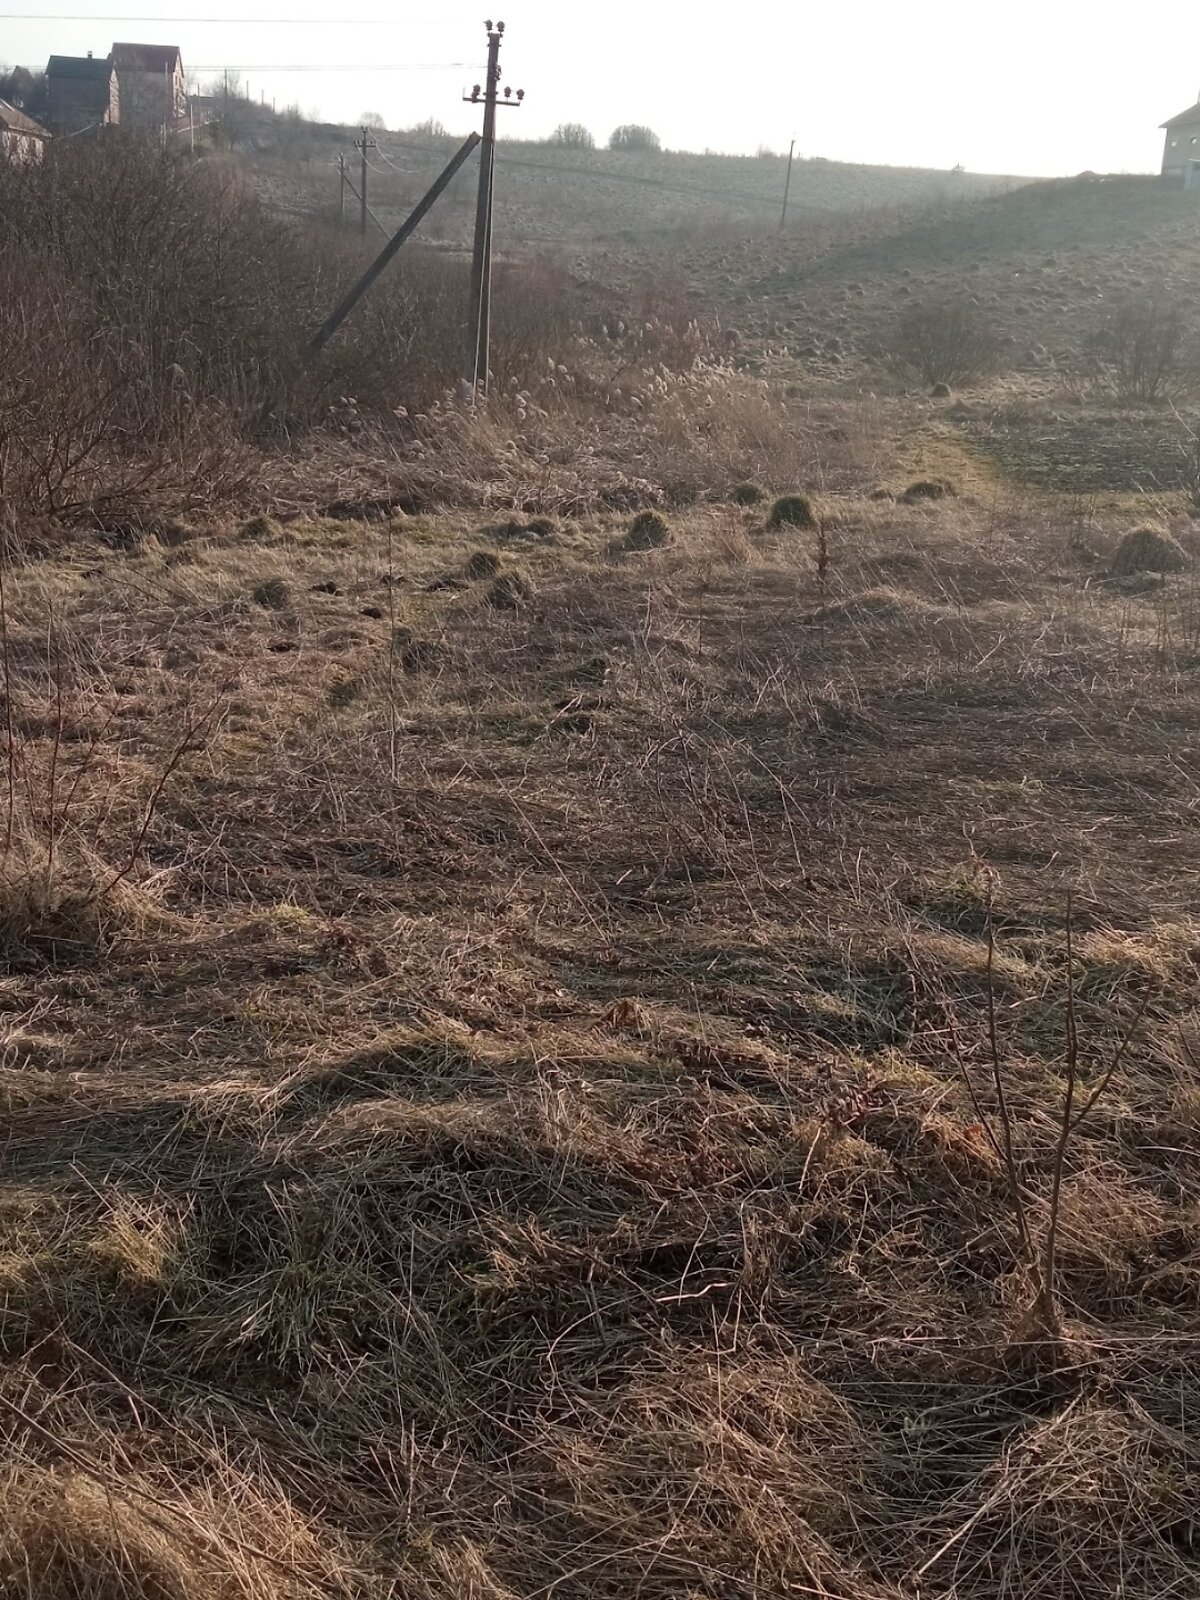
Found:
[0,479,1197,1600]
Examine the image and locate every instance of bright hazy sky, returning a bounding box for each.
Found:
[3,0,1197,175]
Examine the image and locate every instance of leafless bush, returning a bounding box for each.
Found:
[0,135,578,521]
[551,123,595,149]
[1088,296,1199,404]
[890,298,1002,388]
[609,124,661,153]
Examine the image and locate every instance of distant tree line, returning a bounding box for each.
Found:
[549,123,662,153]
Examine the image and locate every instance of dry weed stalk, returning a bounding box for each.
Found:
[946,889,1148,1345]
[0,543,221,958]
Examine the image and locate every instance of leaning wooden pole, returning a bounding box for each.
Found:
[307,132,481,356]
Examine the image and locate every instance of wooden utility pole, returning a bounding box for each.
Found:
[464,21,523,394]
[781,137,795,229]
[338,152,346,230]
[355,125,376,237]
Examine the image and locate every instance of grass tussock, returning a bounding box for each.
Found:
[768,491,817,529]
[1110,525,1188,575]
[0,839,161,965]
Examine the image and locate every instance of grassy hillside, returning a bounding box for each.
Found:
[701,175,1200,378]
[252,126,1019,246]
[602,175,1200,494]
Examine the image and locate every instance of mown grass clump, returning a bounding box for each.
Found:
[768,493,816,530]
[1110,525,1188,575]
[486,570,536,609]
[901,478,954,505]
[623,510,672,550]
[465,549,504,580]
[251,577,292,610]
[239,513,286,543]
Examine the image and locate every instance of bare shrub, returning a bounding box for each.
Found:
[1088,295,1198,404]
[609,124,661,153]
[551,123,595,150]
[0,568,216,965]
[1175,417,1200,513]
[406,116,449,140]
[890,298,1002,388]
[0,136,578,521]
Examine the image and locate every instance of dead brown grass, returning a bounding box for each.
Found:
[0,479,1197,1600]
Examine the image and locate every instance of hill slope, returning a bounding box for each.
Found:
[642,175,1199,372]
[251,126,1020,245]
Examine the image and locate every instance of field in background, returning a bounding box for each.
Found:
[251,122,1019,247]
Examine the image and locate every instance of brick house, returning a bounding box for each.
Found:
[111,42,187,130]
[46,53,119,133]
[1161,98,1200,182]
[0,96,51,160]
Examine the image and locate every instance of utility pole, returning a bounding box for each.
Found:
[781,137,795,229]
[355,125,376,237]
[464,21,523,394]
[338,152,346,230]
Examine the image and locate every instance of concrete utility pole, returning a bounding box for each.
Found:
[355,125,376,236]
[781,137,795,229]
[463,20,524,394]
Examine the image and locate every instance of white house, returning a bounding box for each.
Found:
[0,96,50,160]
[1161,98,1200,182]
[110,42,187,130]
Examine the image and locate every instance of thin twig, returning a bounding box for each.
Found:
[94,698,222,902]
[984,896,1035,1260]
[0,538,15,854]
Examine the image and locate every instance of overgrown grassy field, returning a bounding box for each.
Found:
[4,132,1200,1599]
[1,448,1199,1596]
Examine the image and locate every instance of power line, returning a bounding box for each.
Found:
[186,62,476,72]
[0,12,445,20]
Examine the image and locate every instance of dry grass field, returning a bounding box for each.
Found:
[4,133,1200,1599]
[2,437,1200,1597]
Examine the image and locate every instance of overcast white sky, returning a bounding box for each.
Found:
[3,0,1197,174]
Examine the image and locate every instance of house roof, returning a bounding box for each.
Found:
[47,54,113,80]
[0,96,50,137]
[111,42,182,73]
[1161,100,1200,130]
